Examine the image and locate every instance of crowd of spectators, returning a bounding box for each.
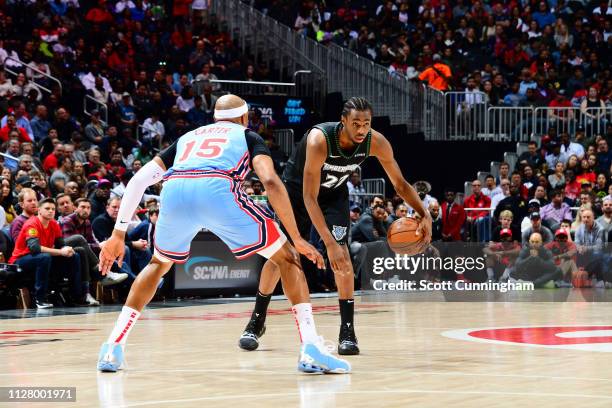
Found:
[255,0,611,110]
[0,0,294,308]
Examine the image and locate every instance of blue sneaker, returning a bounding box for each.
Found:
[298,337,351,374]
[97,342,125,372]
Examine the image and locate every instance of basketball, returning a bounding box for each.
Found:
[387,217,426,255]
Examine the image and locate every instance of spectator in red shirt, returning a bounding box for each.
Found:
[464,179,492,241]
[85,0,114,25]
[43,143,65,175]
[545,228,577,287]
[0,114,32,143]
[441,189,466,241]
[9,198,83,308]
[547,90,575,132]
[483,228,521,281]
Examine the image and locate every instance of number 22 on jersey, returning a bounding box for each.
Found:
[178,137,228,162]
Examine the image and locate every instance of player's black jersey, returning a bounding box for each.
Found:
[283,122,371,197]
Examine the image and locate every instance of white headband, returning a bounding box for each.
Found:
[214,103,248,119]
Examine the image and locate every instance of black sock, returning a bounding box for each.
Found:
[339,299,354,327]
[252,291,272,321]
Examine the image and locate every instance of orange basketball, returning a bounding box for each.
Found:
[387,217,426,255]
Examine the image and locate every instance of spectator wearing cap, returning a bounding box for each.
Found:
[596,197,612,243]
[408,180,436,216]
[483,228,521,282]
[9,198,83,308]
[545,228,578,286]
[10,187,38,242]
[511,232,562,288]
[545,141,569,169]
[522,211,554,244]
[441,188,466,242]
[349,205,362,229]
[88,179,112,221]
[417,54,452,91]
[521,199,541,234]
[464,179,491,242]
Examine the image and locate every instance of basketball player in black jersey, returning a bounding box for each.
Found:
[239,97,432,355]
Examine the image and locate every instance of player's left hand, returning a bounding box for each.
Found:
[99,231,126,276]
[293,238,325,270]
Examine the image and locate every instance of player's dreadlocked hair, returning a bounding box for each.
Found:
[341,97,373,117]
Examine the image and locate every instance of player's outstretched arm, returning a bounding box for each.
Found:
[251,154,324,269]
[303,130,351,275]
[370,131,432,242]
[99,156,167,275]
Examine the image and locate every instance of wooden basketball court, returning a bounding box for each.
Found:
[2,293,612,407]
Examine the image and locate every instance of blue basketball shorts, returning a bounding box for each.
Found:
[153,170,286,263]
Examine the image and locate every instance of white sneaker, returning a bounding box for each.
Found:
[101,271,129,286]
[85,293,100,306]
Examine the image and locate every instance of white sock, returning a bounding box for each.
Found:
[487,267,495,279]
[106,306,141,345]
[292,303,318,344]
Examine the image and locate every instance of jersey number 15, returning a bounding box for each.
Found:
[178,138,228,162]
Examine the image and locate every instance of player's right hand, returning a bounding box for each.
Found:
[99,233,126,276]
[294,238,325,270]
[327,241,351,277]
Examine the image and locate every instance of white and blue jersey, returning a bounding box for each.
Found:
[153,121,286,263]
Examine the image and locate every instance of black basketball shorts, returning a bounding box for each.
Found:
[283,184,350,245]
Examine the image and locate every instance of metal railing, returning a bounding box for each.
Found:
[361,178,386,196]
[210,0,424,133]
[4,56,62,96]
[272,129,294,157]
[422,85,446,141]
[485,106,535,142]
[446,91,488,140]
[83,95,108,125]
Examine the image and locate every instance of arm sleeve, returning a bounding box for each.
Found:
[26,237,41,255]
[245,130,271,158]
[115,159,166,231]
[158,140,178,169]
